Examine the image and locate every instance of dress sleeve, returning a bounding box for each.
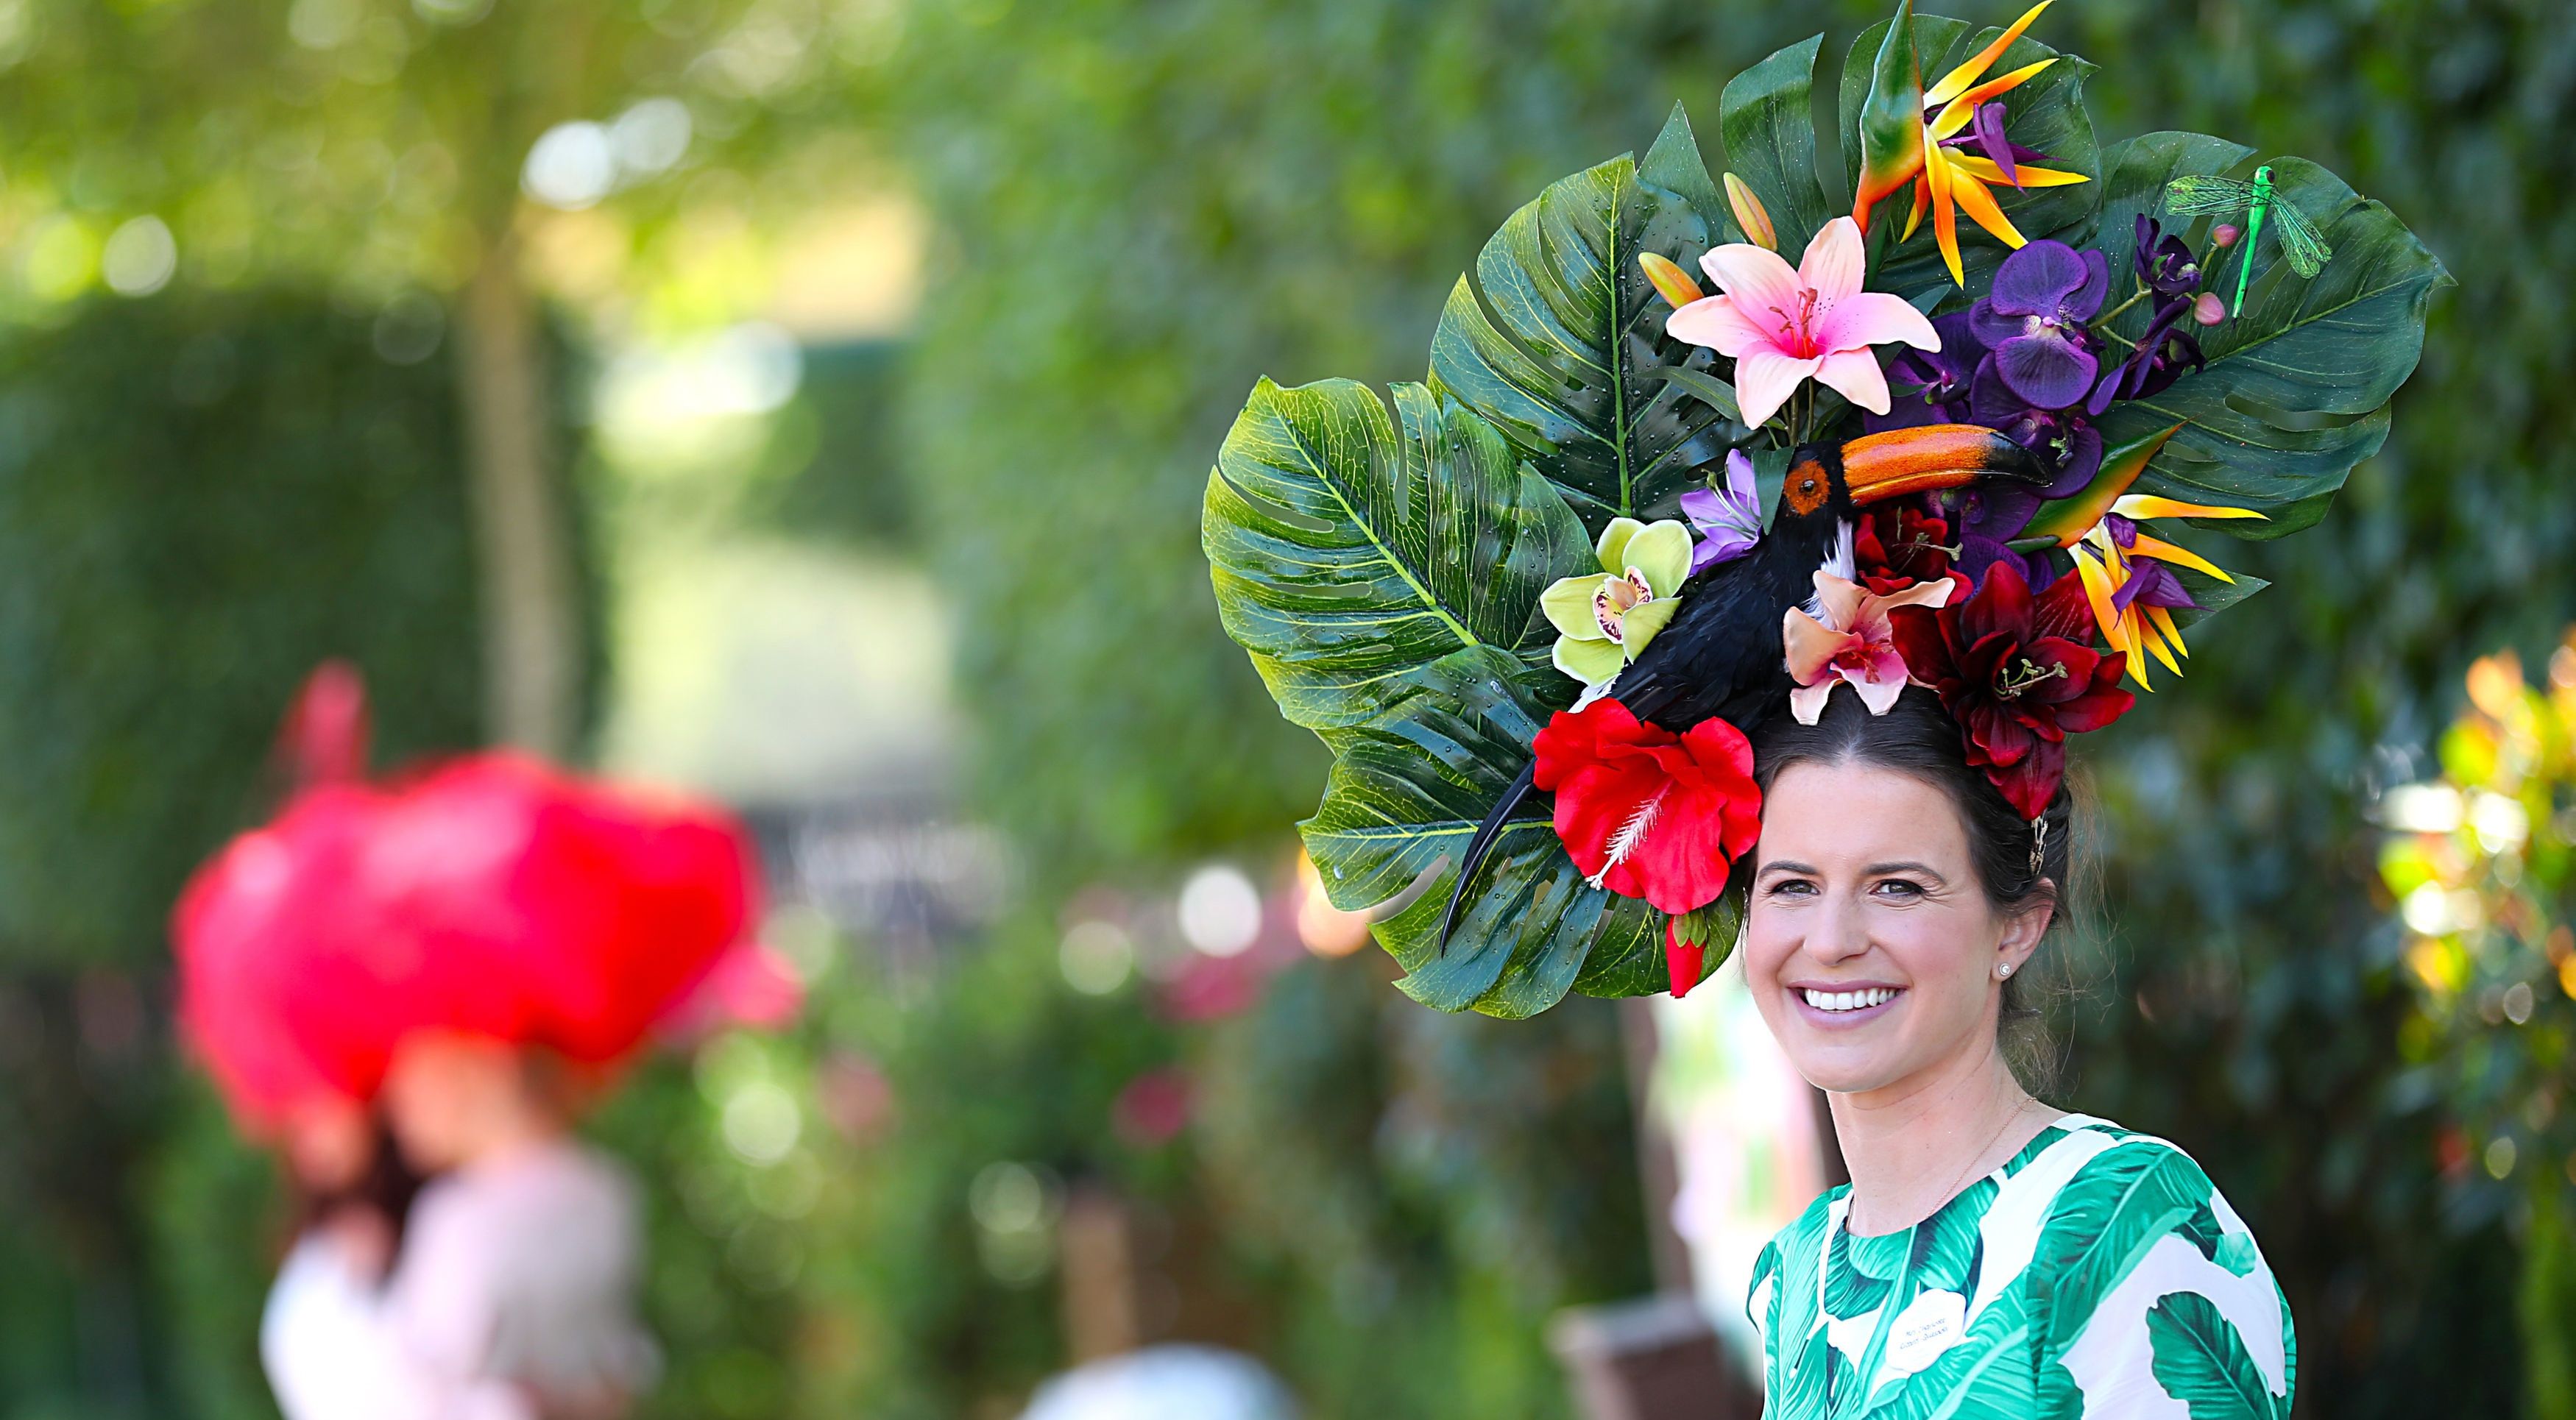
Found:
[2028,1141,2296,1419]
[377,1181,547,1420]
[261,1231,537,1420]
[1747,1236,1781,1346]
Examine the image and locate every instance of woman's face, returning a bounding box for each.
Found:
[380,1031,533,1172]
[1745,759,2048,1098]
[281,1099,373,1190]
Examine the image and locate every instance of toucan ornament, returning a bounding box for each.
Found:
[1200,0,2443,1017]
[1434,424,2044,951]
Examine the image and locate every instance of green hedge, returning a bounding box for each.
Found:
[0,290,484,1416]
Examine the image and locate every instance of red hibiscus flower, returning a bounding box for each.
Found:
[1887,561,2136,820]
[1531,697,1762,915]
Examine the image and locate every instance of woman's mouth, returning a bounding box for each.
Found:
[1791,984,1904,1024]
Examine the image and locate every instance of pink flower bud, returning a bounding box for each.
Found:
[2211,223,2241,248]
[2193,292,2227,326]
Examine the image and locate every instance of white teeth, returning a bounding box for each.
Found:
[1802,987,1897,1012]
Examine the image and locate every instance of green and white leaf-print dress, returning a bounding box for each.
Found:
[1747,1114,2294,1418]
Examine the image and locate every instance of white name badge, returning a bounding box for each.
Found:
[1882,1289,1967,1379]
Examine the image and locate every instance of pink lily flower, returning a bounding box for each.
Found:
[1666,216,1942,430]
[1782,569,1955,724]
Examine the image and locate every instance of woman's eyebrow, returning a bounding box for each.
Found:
[1757,860,1818,878]
[1864,860,1946,881]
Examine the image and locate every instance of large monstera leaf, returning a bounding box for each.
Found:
[2086,139,2450,536]
[1204,377,1670,1014]
[1836,15,2103,305]
[1427,106,1738,532]
[1204,377,1588,733]
[1300,646,1663,1015]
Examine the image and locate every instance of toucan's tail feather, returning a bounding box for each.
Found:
[1434,759,1543,953]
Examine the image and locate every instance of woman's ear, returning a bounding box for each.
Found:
[1998,880,2056,970]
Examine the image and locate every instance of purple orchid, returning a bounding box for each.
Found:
[2132,215,2201,298]
[1938,102,2054,185]
[2086,297,2206,416]
[2102,514,2199,613]
[1865,310,1984,433]
[1680,449,1763,573]
[1970,240,2109,411]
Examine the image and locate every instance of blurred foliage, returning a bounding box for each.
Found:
[895,0,2574,1414]
[0,290,482,1413]
[0,0,870,310]
[2375,637,2576,1416]
[656,915,1652,1420]
[0,293,483,962]
[760,340,913,546]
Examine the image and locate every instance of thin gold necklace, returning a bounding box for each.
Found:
[1850,1097,2028,1235]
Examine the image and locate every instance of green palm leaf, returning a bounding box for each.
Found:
[1302,646,1660,1015]
[1427,105,1735,531]
[1724,35,1838,258]
[1204,377,1673,1014]
[1204,377,1588,734]
[2148,1291,2292,1420]
[2030,1143,2212,1356]
[2091,145,2450,537]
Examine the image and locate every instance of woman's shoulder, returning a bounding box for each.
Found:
[1755,1178,1850,1272]
[2010,1115,2296,1414]
[1997,1113,2243,1255]
[1976,1114,2265,1299]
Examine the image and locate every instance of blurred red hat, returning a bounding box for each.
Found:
[175,781,413,1131]
[353,753,762,1065]
[174,666,768,1132]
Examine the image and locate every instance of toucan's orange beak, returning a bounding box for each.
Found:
[1839,424,2044,503]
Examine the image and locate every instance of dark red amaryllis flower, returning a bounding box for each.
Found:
[1887,561,2136,820]
[1854,503,1961,595]
[1531,697,1762,915]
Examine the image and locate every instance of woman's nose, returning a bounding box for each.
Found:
[1803,891,1872,963]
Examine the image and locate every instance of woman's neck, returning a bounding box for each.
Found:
[1829,1037,2055,1236]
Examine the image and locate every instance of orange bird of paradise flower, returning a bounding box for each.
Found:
[2063,496,2265,688]
[1850,0,2091,286]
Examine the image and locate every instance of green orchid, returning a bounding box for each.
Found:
[1540,517,1694,689]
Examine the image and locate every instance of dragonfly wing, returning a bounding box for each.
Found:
[2270,200,2334,277]
[2162,175,2254,216]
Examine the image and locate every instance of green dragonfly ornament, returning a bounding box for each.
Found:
[2162,163,2335,316]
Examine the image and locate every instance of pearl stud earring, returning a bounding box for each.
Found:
[1997,962,2014,980]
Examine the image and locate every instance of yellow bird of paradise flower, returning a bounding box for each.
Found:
[2064,496,2267,689]
[1850,1,2092,286]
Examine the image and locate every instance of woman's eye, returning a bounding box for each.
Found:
[1872,878,1927,900]
[1767,879,1817,898]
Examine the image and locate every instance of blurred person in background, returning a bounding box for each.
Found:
[261,1101,429,1417]
[176,668,774,1420]
[1018,1344,1298,1420]
[261,1033,656,1420]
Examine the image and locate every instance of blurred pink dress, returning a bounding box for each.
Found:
[262,1141,659,1420]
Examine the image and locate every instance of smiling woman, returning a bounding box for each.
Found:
[1735,687,2293,1416]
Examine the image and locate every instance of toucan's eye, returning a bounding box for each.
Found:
[1786,469,1827,514]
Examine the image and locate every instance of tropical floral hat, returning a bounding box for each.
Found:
[1202,0,2445,1016]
